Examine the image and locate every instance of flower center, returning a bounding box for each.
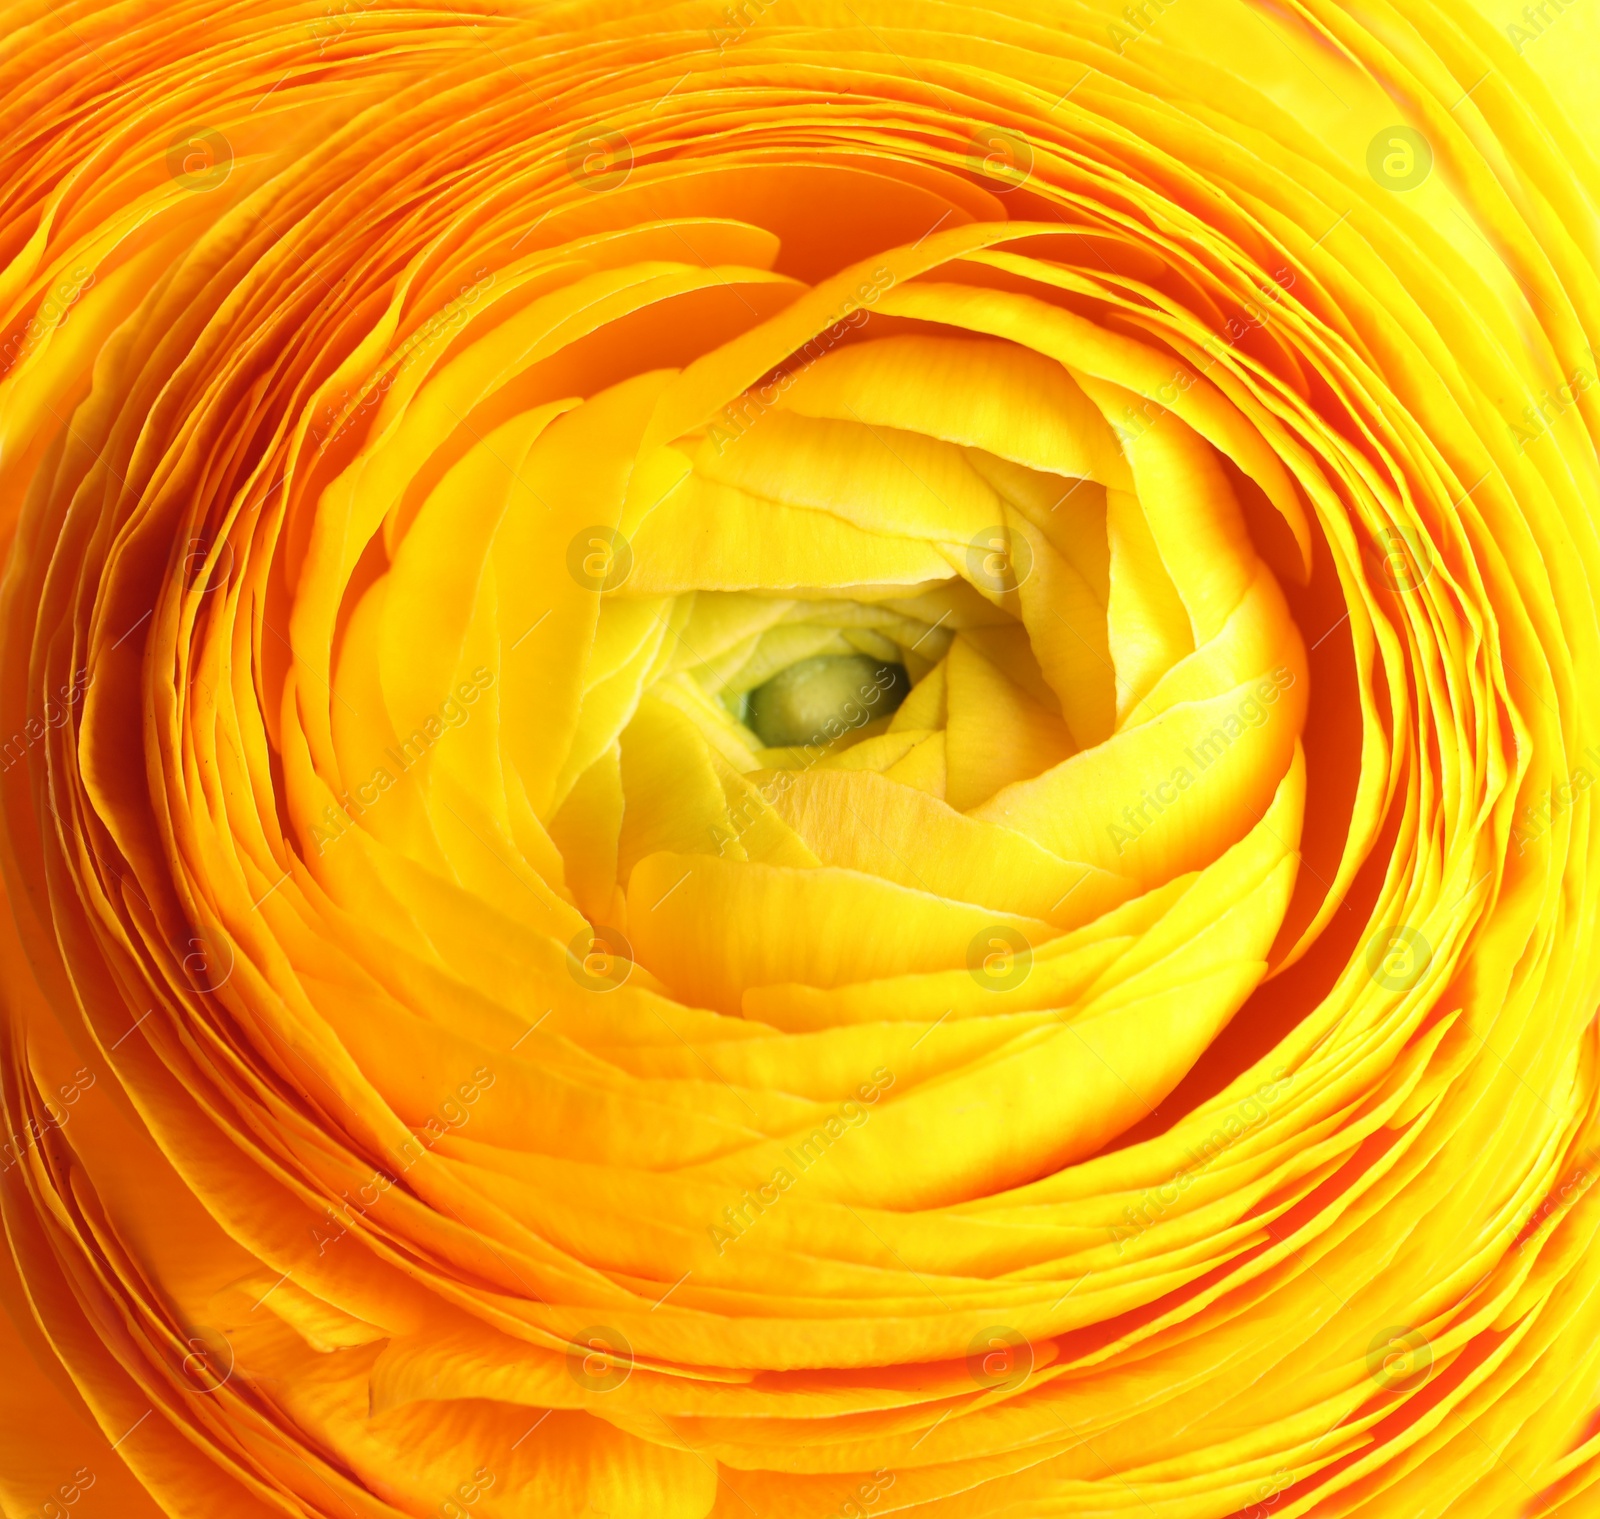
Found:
[744,654,911,747]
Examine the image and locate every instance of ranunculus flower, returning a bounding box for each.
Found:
[2,1,1597,1517]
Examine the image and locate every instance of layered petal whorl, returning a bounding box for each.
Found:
[0,2,1598,1518]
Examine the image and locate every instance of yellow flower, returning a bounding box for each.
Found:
[0,1,1598,1517]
